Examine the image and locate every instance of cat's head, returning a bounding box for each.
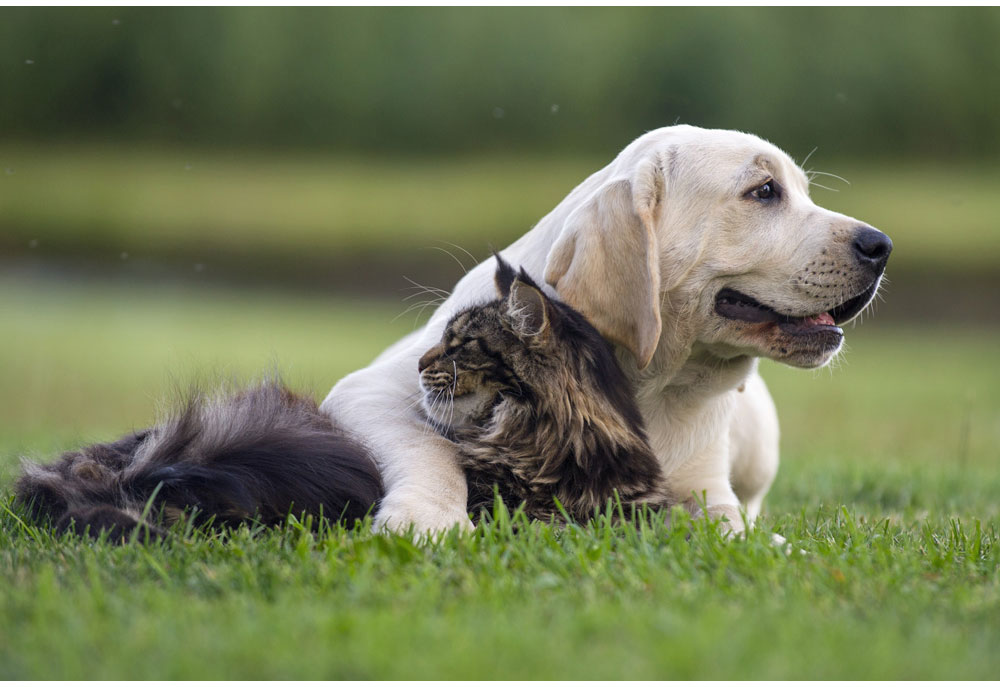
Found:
[417,254,633,433]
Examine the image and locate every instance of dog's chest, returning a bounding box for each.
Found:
[639,375,743,478]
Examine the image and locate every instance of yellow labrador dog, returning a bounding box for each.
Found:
[321,125,891,535]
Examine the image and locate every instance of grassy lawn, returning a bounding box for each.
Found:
[2,144,999,274]
[2,275,998,679]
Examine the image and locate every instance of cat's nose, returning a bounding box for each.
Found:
[418,344,445,373]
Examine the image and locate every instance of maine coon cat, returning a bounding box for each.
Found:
[418,256,672,521]
[15,382,383,540]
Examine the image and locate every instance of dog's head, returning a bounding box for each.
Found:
[544,125,891,372]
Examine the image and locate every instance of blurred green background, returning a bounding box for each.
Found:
[1,6,998,475]
[3,7,1000,156]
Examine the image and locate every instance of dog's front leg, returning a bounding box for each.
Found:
[321,354,473,537]
[375,461,474,537]
[665,433,747,537]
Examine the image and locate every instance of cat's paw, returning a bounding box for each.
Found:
[373,486,474,540]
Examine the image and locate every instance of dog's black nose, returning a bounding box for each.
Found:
[852,226,892,270]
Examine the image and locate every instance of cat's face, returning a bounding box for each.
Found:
[417,258,556,432]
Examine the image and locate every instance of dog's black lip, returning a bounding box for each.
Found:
[715,288,786,324]
[829,278,880,325]
[714,281,879,328]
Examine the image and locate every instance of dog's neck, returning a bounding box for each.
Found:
[629,343,756,405]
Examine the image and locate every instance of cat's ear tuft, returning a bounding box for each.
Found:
[505,279,550,338]
[493,251,517,298]
[515,267,543,291]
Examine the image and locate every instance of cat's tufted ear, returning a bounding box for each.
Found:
[543,155,664,369]
[492,251,517,298]
[504,278,550,339]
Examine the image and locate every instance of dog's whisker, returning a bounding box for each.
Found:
[807,180,839,193]
[807,169,851,186]
[799,146,819,170]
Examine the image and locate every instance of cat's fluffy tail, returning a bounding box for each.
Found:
[15,382,383,540]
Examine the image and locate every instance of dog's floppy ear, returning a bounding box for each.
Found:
[543,156,663,369]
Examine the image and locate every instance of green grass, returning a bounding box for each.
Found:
[2,507,997,680]
[2,144,998,274]
[2,276,999,679]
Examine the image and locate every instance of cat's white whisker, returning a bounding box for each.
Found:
[399,389,429,418]
[447,361,458,430]
[428,244,472,275]
[433,386,453,435]
[392,297,445,324]
[439,241,479,268]
[402,276,451,301]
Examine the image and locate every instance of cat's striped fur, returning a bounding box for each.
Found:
[418,256,671,521]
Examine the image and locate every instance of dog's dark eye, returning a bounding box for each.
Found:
[746,179,781,203]
[749,180,779,202]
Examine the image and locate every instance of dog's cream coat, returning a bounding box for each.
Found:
[321,125,886,534]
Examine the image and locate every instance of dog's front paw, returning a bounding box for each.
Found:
[688,503,746,538]
[373,485,474,539]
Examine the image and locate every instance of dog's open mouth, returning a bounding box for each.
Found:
[714,280,878,335]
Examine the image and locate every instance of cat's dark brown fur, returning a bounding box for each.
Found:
[15,382,383,540]
[418,256,671,521]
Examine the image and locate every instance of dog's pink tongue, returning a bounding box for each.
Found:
[805,312,836,327]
